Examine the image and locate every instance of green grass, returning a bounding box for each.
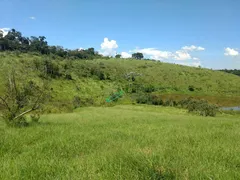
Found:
[1,105,240,179]
[0,52,240,108]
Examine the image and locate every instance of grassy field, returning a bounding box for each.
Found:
[1,105,240,179]
[1,52,240,110]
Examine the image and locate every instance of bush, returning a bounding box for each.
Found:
[144,85,156,93]
[179,98,218,117]
[135,94,218,117]
[30,114,40,123]
[4,116,29,127]
[188,85,195,91]
[0,71,48,127]
[149,94,164,105]
[73,96,81,109]
[136,93,150,104]
[90,65,106,80]
[163,99,177,107]
[65,74,73,80]
[85,97,95,106]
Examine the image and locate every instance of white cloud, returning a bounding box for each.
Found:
[132,45,205,61]
[97,39,205,62]
[173,45,205,60]
[174,50,191,60]
[193,57,199,60]
[132,48,173,60]
[29,16,36,20]
[0,28,10,37]
[78,47,84,51]
[182,45,205,51]
[121,52,132,58]
[100,38,118,56]
[224,47,239,56]
[177,61,202,67]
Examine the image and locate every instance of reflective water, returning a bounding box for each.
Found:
[221,106,240,111]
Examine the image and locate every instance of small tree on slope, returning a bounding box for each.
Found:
[0,71,48,127]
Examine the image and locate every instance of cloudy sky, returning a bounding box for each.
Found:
[1,0,240,69]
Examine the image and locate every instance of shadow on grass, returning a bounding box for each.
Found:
[105,153,176,179]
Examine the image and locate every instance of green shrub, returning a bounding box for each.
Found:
[149,94,164,105]
[136,93,150,104]
[5,116,29,127]
[180,98,218,117]
[73,96,82,108]
[65,74,73,80]
[30,113,40,123]
[188,85,195,91]
[163,99,177,107]
[135,94,218,117]
[144,85,156,93]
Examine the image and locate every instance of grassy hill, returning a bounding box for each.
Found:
[0,52,240,112]
[1,105,240,179]
[1,52,240,179]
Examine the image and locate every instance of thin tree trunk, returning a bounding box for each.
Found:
[13,108,36,120]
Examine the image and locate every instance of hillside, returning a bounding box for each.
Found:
[0,52,240,112]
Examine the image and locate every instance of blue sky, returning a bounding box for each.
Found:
[1,0,240,69]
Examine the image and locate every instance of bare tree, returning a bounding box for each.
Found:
[0,71,48,126]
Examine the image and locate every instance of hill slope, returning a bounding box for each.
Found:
[0,52,240,111]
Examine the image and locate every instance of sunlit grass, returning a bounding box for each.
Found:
[1,105,240,179]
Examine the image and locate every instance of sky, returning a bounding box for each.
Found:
[1,0,240,69]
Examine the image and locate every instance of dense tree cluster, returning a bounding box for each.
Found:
[0,29,102,59]
[0,29,147,60]
[132,52,144,60]
[219,69,240,77]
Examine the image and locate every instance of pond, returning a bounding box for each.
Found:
[221,106,240,111]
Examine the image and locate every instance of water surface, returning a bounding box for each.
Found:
[221,106,240,111]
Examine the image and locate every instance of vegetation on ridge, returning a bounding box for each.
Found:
[0,29,240,125]
[0,52,240,113]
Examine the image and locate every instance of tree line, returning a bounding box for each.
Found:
[219,69,240,77]
[0,29,144,60]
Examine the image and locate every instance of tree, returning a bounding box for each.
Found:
[132,52,144,60]
[3,29,21,50]
[0,30,7,51]
[29,36,49,54]
[86,48,95,55]
[0,71,48,127]
[115,54,121,58]
[0,28,104,59]
[0,30,3,38]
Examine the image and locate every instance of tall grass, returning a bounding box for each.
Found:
[1,105,240,179]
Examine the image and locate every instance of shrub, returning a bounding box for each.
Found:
[86,98,95,106]
[180,98,218,117]
[90,65,106,80]
[144,85,156,93]
[73,96,81,109]
[149,94,164,105]
[188,85,195,91]
[136,93,150,104]
[65,73,73,80]
[4,116,29,127]
[163,99,177,107]
[30,113,40,123]
[0,71,48,127]
[135,94,218,117]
